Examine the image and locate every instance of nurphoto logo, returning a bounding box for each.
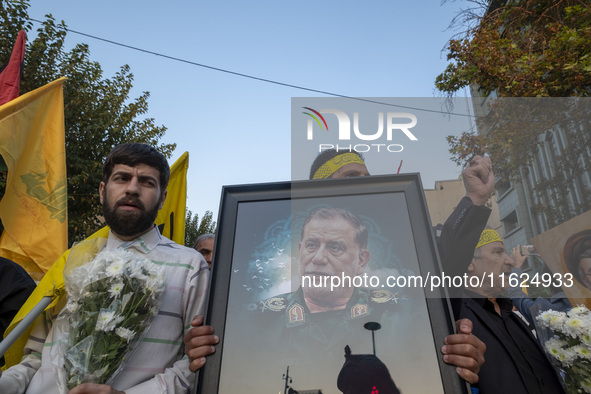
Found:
[302,107,418,153]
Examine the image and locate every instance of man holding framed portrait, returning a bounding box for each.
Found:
[185,152,496,393]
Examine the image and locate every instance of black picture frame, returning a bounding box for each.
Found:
[197,174,468,394]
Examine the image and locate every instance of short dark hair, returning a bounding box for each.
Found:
[308,149,365,180]
[103,143,170,193]
[301,207,368,249]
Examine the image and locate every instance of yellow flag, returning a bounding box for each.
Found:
[2,153,189,369]
[156,151,188,245]
[0,78,68,280]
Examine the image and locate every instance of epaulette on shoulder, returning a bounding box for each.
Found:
[369,289,399,304]
[247,294,290,313]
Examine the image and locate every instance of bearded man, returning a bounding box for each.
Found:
[0,143,218,394]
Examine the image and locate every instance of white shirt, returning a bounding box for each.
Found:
[0,227,209,394]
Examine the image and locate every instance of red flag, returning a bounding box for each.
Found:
[0,31,26,106]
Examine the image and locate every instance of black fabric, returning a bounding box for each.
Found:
[337,345,400,394]
[438,197,565,394]
[0,256,36,366]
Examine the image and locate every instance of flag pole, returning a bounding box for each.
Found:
[0,295,53,358]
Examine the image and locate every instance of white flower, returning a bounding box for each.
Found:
[95,310,124,332]
[568,306,588,317]
[545,337,567,359]
[545,337,578,367]
[109,282,124,298]
[99,250,136,277]
[573,345,591,361]
[130,272,149,283]
[128,258,146,274]
[106,261,125,277]
[115,327,136,343]
[145,274,166,294]
[88,258,107,277]
[555,346,576,367]
[536,306,591,393]
[96,310,115,329]
[563,316,586,338]
[537,310,567,331]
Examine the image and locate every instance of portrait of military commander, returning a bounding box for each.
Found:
[251,207,400,359]
[212,205,449,394]
[251,208,398,357]
[188,150,487,391]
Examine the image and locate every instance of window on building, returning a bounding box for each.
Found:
[496,179,511,198]
[502,210,520,234]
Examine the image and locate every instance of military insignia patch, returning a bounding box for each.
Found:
[370,289,399,304]
[264,297,287,311]
[288,303,305,324]
[351,303,369,318]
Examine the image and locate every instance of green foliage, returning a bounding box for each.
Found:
[184,210,200,248]
[437,0,591,97]
[185,210,216,248]
[448,99,591,228]
[0,1,32,55]
[439,1,591,230]
[0,0,176,242]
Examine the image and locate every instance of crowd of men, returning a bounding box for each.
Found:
[0,144,574,393]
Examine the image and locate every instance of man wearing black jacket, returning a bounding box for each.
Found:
[438,155,564,394]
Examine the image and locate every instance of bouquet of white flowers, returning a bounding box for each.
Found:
[52,247,166,391]
[535,305,591,393]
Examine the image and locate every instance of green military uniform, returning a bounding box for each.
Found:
[248,287,400,360]
[228,287,438,392]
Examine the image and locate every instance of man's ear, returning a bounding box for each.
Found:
[356,249,370,275]
[158,189,168,210]
[99,182,105,205]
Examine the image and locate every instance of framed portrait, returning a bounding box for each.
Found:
[198,174,468,394]
[532,209,591,308]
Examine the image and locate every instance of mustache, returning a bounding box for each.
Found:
[115,196,145,210]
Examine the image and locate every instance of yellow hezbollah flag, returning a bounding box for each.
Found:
[2,153,189,369]
[0,78,68,279]
[156,151,188,245]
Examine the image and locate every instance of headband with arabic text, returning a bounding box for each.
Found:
[476,229,503,249]
[312,153,366,179]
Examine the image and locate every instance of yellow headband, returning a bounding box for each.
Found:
[476,229,503,249]
[312,153,366,179]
